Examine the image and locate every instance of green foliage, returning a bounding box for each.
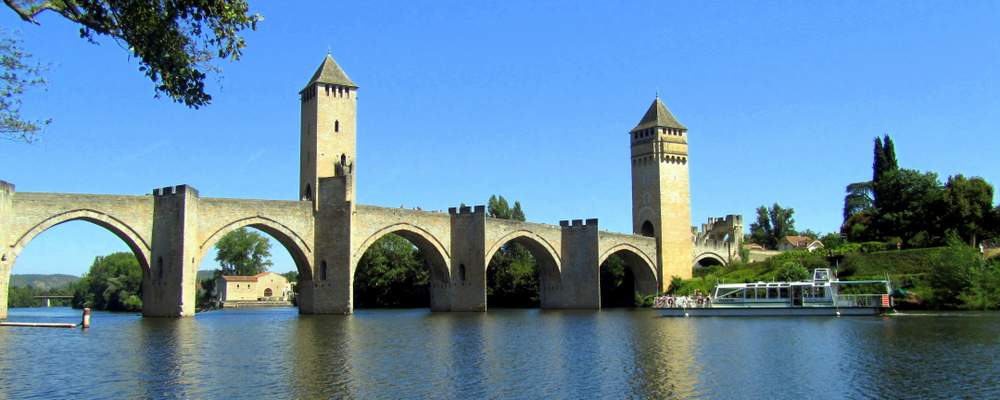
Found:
[843,181,873,221]
[775,261,809,282]
[7,285,73,307]
[0,29,49,142]
[196,269,221,311]
[960,259,1000,310]
[71,252,143,312]
[820,232,846,249]
[215,228,272,276]
[486,194,540,307]
[487,242,539,307]
[749,203,796,249]
[600,254,639,307]
[354,233,430,308]
[667,275,683,295]
[941,175,995,246]
[4,0,260,109]
[873,168,944,246]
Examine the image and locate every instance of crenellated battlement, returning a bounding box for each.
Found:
[559,218,598,228]
[448,205,486,215]
[152,185,199,197]
[0,180,14,195]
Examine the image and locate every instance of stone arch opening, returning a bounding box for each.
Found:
[598,247,657,308]
[641,220,655,238]
[694,253,726,270]
[4,213,151,317]
[198,217,314,282]
[484,231,561,309]
[303,184,312,201]
[353,225,451,310]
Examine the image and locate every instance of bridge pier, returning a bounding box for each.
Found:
[299,176,354,314]
[144,185,200,317]
[0,181,15,319]
[557,219,601,309]
[448,206,487,311]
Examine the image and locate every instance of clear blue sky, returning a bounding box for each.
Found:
[4,1,999,275]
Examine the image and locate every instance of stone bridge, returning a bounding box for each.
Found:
[0,180,661,318]
[692,215,744,268]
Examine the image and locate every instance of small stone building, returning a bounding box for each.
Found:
[778,236,824,252]
[215,272,292,302]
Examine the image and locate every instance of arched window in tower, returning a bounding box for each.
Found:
[459,264,467,282]
[303,184,312,201]
[340,154,347,166]
[641,221,655,238]
[321,260,328,281]
[335,120,340,133]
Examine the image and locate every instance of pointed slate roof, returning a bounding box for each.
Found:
[632,97,686,131]
[302,54,357,91]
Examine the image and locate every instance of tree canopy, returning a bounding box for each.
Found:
[749,203,796,249]
[0,30,48,142]
[353,233,429,308]
[214,227,272,276]
[71,251,143,311]
[2,0,260,141]
[487,195,539,307]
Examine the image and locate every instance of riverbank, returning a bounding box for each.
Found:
[677,244,1000,310]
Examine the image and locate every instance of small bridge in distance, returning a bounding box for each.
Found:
[33,295,72,307]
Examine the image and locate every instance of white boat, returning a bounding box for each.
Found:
[655,268,892,317]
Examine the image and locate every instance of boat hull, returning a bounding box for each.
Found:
[658,307,886,317]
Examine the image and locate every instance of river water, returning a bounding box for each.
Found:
[1,307,998,399]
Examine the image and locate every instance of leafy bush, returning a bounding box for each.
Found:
[775,261,809,281]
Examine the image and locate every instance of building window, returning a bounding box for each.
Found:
[321,261,328,281]
[335,120,340,132]
[264,288,273,297]
[459,264,467,282]
[303,184,313,201]
[157,257,164,280]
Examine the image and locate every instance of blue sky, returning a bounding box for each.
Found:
[4,1,999,275]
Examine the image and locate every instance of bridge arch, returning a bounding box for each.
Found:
[484,230,562,308]
[693,252,727,269]
[198,216,314,281]
[598,243,658,306]
[10,209,151,274]
[353,223,451,310]
[485,230,561,277]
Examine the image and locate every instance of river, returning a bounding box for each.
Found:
[1,307,998,399]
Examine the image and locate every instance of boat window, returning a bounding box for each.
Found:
[778,287,788,298]
[768,288,778,299]
[815,287,826,298]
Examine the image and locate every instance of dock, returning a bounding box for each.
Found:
[1,321,78,328]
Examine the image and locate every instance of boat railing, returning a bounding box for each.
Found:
[835,294,890,308]
[653,296,712,309]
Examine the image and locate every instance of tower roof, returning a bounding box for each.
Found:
[302,53,357,92]
[632,97,686,131]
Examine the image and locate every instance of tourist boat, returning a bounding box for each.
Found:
[655,268,892,317]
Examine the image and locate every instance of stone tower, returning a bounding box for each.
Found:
[299,53,358,204]
[630,96,694,287]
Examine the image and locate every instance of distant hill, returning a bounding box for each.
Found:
[10,274,80,290]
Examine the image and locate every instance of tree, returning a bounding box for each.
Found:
[940,175,994,246]
[486,194,539,307]
[0,29,49,142]
[842,181,873,221]
[71,252,143,311]
[354,233,429,308]
[2,0,260,141]
[775,261,809,282]
[873,169,943,246]
[749,203,796,249]
[214,227,272,276]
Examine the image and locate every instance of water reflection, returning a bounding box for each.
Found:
[630,313,700,398]
[2,308,1000,398]
[290,314,353,398]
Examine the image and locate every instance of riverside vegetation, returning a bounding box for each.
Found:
[674,135,1000,310]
